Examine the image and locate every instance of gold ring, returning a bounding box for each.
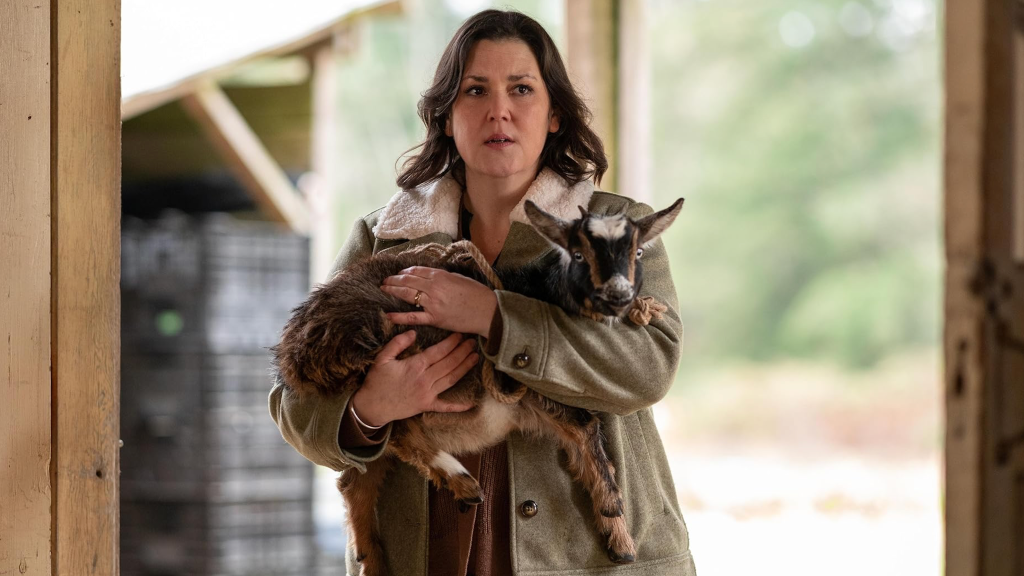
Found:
[413,290,423,307]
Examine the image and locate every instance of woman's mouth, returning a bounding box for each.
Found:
[485,134,514,149]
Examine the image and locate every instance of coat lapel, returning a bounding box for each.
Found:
[372,168,594,241]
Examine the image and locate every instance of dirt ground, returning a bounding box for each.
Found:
[660,349,942,575]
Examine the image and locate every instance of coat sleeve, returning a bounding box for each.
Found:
[482,201,683,415]
[267,216,394,473]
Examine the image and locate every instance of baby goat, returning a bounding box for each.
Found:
[273,198,684,576]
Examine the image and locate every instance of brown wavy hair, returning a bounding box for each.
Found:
[396,9,608,190]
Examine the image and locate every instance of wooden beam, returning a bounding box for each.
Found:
[944,0,989,574]
[616,0,651,203]
[0,1,53,574]
[309,45,339,284]
[52,0,122,574]
[566,0,617,191]
[1015,23,1024,264]
[181,83,311,234]
[565,0,651,200]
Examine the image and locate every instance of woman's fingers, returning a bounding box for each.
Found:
[382,272,433,292]
[415,332,464,366]
[429,347,480,397]
[423,339,477,386]
[374,330,417,363]
[380,284,421,305]
[387,311,434,326]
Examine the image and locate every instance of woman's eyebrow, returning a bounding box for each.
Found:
[462,73,538,82]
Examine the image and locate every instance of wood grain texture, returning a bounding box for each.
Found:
[565,0,617,191]
[616,0,650,203]
[53,0,121,574]
[944,1,988,575]
[0,2,53,574]
[310,45,338,284]
[1015,25,1024,264]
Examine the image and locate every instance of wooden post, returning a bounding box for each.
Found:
[565,0,650,201]
[1,1,54,574]
[945,0,1024,574]
[944,0,988,572]
[1015,10,1024,264]
[565,0,617,191]
[310,43,339,284]
[1,1,121,574]
[616,0,651,203]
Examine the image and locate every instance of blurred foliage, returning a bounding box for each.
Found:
[650,0,941,370]
[331,0,941,371]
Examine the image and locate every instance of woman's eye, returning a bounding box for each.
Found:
[465,86,484,96]
[636,248,644,259]
[514,84,533,95]
[573,251,584,262]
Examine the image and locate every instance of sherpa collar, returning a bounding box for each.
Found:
[372,168,595,240]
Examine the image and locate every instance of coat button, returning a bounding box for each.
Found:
[520,500,539,518]
[513,352,531,369]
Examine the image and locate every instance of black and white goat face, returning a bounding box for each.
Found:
[524,198,685,318]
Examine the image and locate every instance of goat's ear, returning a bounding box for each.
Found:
[525,200,572,250]
[578,205,588,219]
[635,198,684,246]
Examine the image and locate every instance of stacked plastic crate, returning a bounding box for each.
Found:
[120,213,316,576]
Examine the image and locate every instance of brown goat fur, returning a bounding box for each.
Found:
[273,199,684,576]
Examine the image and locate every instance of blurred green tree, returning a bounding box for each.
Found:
[651,0,941,369]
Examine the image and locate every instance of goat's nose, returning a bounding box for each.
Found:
[601,274,634,306]
[605,274,632,295]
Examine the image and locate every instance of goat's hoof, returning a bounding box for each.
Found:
[607,549,636,564]
[457,496,483,513]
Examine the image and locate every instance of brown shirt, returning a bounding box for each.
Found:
[338,202,511,576]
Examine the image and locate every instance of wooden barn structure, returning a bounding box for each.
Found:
[8,0,1024,574]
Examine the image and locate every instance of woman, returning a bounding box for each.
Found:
[269,9,696,576]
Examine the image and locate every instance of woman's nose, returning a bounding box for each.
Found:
[487,94,511,122]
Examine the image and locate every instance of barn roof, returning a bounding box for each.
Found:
[121,0,397,118]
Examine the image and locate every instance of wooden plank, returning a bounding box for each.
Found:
[310,45,338,284]
[52,0,121,574]
[616,0,651,203]
[565,0,617,191]
[944,0,989,574]
[181,83,311,233]
[0,2,53,575]
[1015,23,1024,264]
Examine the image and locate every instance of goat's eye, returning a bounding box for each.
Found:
[636,248,644,259]
[573,251,584,262]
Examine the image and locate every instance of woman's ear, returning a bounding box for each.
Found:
[548,111,560,133]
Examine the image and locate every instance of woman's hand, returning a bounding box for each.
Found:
[349,331,478,427]
[381,267,498,337]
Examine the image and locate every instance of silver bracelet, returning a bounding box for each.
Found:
[350,403,385,430]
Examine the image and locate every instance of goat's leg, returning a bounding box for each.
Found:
[337,459,392,576]
[390,435,483,509]
[532,401,636,564]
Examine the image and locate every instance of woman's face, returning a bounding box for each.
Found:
[447,39,560,185]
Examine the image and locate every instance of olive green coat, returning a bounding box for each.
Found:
[268,170,697,575]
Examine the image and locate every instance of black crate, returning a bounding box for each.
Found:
[120,213,319,576]
[121,352,314,502]
[121,213,310,355]
[121,499,316,576]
